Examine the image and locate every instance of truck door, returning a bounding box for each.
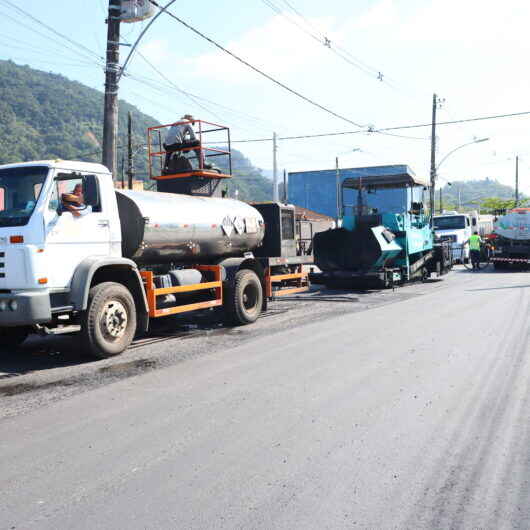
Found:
[44,173,111,289]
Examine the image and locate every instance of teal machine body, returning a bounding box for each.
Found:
[313,167,451,287]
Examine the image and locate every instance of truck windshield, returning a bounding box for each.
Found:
[0,166,48,227]
[434,216,466,230]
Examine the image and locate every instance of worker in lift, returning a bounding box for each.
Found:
[468,231,483,270]
[163,114,204,171]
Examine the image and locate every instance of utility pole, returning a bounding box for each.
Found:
[429,93,438,225]
[272,132,279,202]
[127,111,134,189]
[102,0,122,178]
[439,187,443,213]
[283,169,287,203]
[335,156,340,220]
[120,155,125,189]
[515,155,519,207]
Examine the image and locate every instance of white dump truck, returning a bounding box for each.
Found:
[0,161,310,356]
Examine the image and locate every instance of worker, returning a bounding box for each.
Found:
[61,183,91,218]
[468,231,483,270]
[164,114,203,170]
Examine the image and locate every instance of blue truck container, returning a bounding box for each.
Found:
[288,165,416,219]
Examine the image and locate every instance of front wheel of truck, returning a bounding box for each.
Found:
[80,282,137,358]
[0,327,30,350]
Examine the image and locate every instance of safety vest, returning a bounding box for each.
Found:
[469,234,481,251]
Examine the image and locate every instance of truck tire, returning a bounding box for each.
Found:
[224,269,262,326]
[80,282,137,358]
[0,327,29,350]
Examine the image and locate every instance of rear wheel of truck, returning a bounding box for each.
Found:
[0,327,30,350]
[224,269,262,326]
[80,282,137,358]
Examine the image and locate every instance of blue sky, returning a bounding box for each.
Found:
[2,0,530,194]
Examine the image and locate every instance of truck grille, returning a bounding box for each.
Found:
[439,235,457,243]
[0,251,4,278]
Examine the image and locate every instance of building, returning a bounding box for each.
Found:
[114,179,145,191]
[288,164,421,218]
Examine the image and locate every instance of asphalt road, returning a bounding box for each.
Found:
[1,267,530,529]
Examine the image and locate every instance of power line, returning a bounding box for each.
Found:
[125,72,283,136]
[130,51,226,122]
[227,109,530,143]
[0,7,104,69]
[0,0,104,63]
[261,0,386,82]
[148,0,366,129]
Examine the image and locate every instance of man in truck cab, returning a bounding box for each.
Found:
[468,231,483,270]
[61,183,91,218]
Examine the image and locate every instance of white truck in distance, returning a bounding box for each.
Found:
[0,160,310,356]
[433,211,477,263]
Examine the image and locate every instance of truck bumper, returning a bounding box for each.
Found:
[0,291,52,328]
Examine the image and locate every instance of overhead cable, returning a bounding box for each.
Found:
[148,0,366,129]
[229,109,530,143]
[261,0,384,82]
[0,0,104,63]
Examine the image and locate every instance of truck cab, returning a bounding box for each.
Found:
[433,211,473,263]
[0,160,145,350]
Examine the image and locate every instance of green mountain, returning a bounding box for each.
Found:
[439,178,523,210]
[0,59,272,201]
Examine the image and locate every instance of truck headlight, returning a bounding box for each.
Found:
[9,300,17,312]
[0,300,6,312]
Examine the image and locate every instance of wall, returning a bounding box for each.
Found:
[287,165,414,218]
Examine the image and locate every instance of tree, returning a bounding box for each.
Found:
[471,197,530,214]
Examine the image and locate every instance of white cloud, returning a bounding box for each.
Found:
[354,0,398,29]
[185,14,339,84]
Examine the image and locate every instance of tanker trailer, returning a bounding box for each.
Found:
[116,190,265,264]
[0,161,311,357]
[490,208,530,269]
[311,167,452,288]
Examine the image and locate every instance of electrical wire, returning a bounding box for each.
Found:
[226,109,530,143]
[0,0,104,63]
[261,0,384,81]
[129,51,226,122]
[0,8,104,68]
[148,0,366,129]
[0,37,101,69]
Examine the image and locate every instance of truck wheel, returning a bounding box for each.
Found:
[0,327,29,350]
[80,282,137,358]
[224,269,262,325]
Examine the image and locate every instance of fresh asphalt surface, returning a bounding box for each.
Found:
[1,267,530,529]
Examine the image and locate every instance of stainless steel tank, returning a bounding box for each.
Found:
[116,190,265,264]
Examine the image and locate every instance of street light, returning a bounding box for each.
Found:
[435,137,489,213]
[335,148,362,221]
[436,137,489,173]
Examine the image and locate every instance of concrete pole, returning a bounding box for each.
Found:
[272,132,279,202]
[335,156,340,220]
[127,111,134,189]
[429,93,438,226]
[515,155,519,207]
[102,0,122,178]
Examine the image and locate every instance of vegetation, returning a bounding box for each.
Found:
[0,60,272,201]
[438,178,525,212]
